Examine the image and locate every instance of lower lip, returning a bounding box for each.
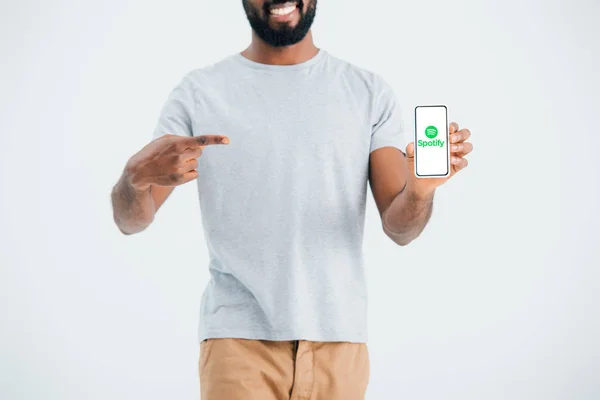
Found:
[268,6,299,22]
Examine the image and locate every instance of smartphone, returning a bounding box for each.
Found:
[414,105,450,178]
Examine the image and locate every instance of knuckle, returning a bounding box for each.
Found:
[168,138,183,148]
[169,172,182,182]
[197,136,208,145]
[177,142,189,152]
[167,142,179,153]
[168,154,180,165]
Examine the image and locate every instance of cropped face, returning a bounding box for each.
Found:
[242,0,318,47]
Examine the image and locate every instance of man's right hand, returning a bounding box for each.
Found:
[125,134,230,190]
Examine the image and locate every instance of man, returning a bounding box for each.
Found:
[111,0,473,398]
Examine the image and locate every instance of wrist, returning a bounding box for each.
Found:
[408,178,436,201]
[124,162,150,192]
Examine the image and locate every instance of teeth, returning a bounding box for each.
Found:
[270,5,296,15]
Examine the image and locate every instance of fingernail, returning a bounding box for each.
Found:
[451,145,459,152]
[222,138,229,144]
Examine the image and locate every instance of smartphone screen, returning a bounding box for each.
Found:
[414,105,449,178]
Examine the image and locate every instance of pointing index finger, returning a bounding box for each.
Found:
[194,135,230,147]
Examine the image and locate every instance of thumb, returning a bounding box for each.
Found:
[405,142,415,159]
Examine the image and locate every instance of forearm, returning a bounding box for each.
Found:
[111,168,156,235]
[382,181,435,246]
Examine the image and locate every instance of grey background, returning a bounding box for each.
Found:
[1,0,598,399]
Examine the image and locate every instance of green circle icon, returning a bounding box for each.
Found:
[425,126,438,139]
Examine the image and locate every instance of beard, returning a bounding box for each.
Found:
[242,0,317,47]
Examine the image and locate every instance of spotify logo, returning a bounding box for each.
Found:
[418,139,445,147]
[418,125,444,148]
[425,126,438,139]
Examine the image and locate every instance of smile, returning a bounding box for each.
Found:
[269,1,298,16]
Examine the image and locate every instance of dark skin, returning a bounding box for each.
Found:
[370,122,472,245]
[111,0,474,241]
[111,134,229,235]
[242,0,319,65]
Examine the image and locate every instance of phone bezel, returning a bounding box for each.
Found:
[414,105,450,178]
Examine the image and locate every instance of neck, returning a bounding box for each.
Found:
[241,31,319,65]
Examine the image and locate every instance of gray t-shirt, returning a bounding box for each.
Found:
[153,49,405,343]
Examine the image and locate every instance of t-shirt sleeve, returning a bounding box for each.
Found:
[152,76,195,140]
[369,77,406,154]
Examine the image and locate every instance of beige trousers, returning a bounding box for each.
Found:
[199,338,370,400]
